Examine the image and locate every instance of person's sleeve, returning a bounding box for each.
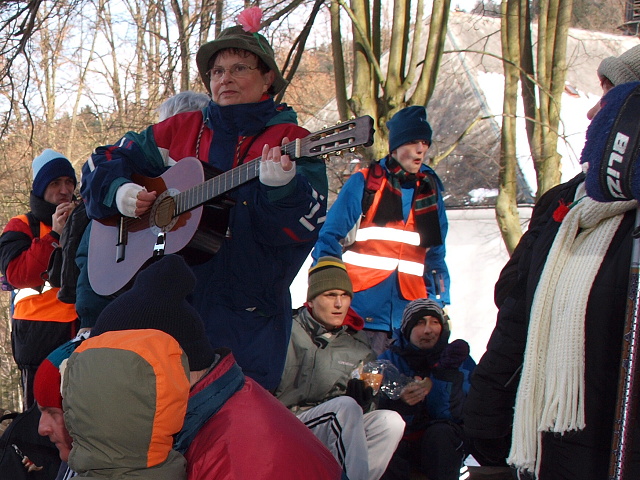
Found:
[0,217,57,288]
[494,173,584,307]
[81,126,167,220]
[311,171,366,262]
[424,171,450,305]
[240,122,328,247]
[247,155,328,247]
[74,223,113,329]
[427,367,465,422]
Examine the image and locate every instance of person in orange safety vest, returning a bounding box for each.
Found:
[0,149,79,410]
[312,106,449,354]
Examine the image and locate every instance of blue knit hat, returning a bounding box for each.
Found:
[581,82,640,202]
[32,149,77,199]
[387,106,433,153]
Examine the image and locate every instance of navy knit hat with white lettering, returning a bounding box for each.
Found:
[387,106,433,153]
[581,82,640,202]
[307,257,353,301]
[32,149,76,199]
[91,254,216,371]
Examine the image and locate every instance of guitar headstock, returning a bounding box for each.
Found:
[301,116,375,157]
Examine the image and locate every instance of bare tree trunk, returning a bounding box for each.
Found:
[170,0,192,92]
[412,0,450,107]
[535,0,573,197]
[497,0,524,254]
[330,1,349,122]
[101,3,124,118]
[65,0,103,156]
[329,0,450,162]
[35,7,72,145]
[523,0,574,198]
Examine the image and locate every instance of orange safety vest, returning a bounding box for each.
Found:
[343,170,428,300]
[11,215,77,323]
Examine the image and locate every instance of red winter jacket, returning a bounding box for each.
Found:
[185,349,343,480]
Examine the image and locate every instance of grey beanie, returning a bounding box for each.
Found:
[598,44,640,87]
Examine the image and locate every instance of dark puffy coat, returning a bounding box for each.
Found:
[463,174,640,478]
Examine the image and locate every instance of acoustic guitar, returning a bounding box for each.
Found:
[88,116,374,295]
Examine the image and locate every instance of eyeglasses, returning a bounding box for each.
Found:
[207,63,259,80]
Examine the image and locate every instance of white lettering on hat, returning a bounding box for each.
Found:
[613,132,629,154]
[606,132,630,199]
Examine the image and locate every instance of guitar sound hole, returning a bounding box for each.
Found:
[154,197,175,228]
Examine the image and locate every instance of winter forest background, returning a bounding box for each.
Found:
[0,0,635,412]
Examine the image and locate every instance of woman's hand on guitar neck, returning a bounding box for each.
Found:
[259,137,296,187]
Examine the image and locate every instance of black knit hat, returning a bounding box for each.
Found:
[400,298,448,340]
[91,255,215,371]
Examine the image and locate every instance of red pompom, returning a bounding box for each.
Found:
[553,199,570,223]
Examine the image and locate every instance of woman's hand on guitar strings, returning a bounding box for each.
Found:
[135,189,157,217]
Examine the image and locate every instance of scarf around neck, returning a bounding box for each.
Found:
[174,360,244,454]
[372,157,442,248]
[30,191,57,226]
[508,184,637,476]
[204,97,278,171]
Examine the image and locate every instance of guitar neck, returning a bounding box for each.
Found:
[174,139,302,216]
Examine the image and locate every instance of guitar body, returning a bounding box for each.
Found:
[88,157,230,296]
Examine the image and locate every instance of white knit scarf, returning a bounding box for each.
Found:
[508,184,637,477]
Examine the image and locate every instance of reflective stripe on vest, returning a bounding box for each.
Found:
[11,215,77,323]
[344,170,428,299]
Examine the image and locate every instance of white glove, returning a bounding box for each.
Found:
[115,183,145,217]
[259,160,296,187]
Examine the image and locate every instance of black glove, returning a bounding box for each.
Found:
[438,339,470,369]
[345,378,374,412]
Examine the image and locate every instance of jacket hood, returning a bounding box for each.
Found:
[63,329,190,479]
[342,307,365,330]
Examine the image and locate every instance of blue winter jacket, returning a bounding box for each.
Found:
[313,157,449,332]
[78,102,328,390]
[378,329,475,431]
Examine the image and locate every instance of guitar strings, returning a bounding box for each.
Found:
[152,123,359,218]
